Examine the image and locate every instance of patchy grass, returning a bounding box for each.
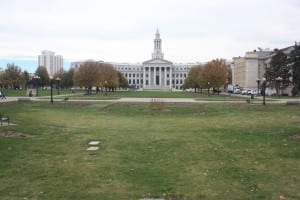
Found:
[0,102,299,200]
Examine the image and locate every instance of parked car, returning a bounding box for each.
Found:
[241,89,248,95]
[251,90,258,95]
[233,88,241,94]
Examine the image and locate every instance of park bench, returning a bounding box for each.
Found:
[0,114,9,126]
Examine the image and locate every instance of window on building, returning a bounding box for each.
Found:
[180,80,182,84]
[137,79,139,84]
[129,79,131,84]
[129,74,131,77]
[146,80,148,85]
[125,73,128,77]
[133,79,135,84]
[133,74,135,77]
[176,80,179,84]
[180,73,183,77]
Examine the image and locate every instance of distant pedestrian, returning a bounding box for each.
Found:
[29,91,33,97]
[1,91,6,100]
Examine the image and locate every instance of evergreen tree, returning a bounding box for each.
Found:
[35,66,50,87]
[290,43,300,96]
[265,49,290,88]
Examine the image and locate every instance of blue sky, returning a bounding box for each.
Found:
[0,0,299,73]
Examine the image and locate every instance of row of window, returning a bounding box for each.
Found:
[117,67,189,71]
[127,79,184,85]
[123,73,187,78]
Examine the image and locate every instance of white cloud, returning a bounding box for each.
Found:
[0,0,299,72]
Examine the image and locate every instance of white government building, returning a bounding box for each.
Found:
[71,30,197,90]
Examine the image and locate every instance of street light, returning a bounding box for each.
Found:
[50,76,53,104]
[256,78,261,96]
[33,75,40,96]
[275,76,283,98]
[207,82,210,95]
[262,77,266,106]
[56,77,61,95]
[104,80,108,95]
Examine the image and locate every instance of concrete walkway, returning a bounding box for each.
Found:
[0,95,299,104]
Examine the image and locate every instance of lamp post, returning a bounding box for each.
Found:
[50,76,53,104]
[56,77,61,95]
[256,78,261,96]
[275,76,283,98]
[207,82,210,95]
[262,77,266,106]
[33,75,40,96]
[104,81,108,95]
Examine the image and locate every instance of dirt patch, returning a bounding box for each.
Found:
[289,134,300,140]
[0,130,31,138]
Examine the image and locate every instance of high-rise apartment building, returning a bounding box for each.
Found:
[38,50,63,76]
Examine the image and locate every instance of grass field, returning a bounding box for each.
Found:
[0,101,299,200]
[1,88,246,99]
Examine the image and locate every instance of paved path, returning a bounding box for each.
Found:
[1,96,299,104]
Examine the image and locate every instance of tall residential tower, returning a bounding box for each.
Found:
[38,50,63,76]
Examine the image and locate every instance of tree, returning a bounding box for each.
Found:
[265,49,290,88]
[102,64,119,92]
[74,61,102,94]
[1,63,23,89]
[22,70,30,89]
[290,43,300,96]
[202,59,229,94]
[117,71,129,89]
[183,65,203,92]
[35,66,50,87]
[61,68,75,88]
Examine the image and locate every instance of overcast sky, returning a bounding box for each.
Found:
[0,0,299,72]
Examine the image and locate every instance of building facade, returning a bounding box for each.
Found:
[71,30,195,90]
[232,45,296,95]
[232,49,272,89]
[38,50,64,76]
[112,30,195,90]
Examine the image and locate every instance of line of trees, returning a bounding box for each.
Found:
[0,63,29,89]
[73,61,128,94]
[265,43,300,96]
[0,61,129,94]
[184,59,231,94]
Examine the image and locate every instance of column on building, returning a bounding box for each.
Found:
[143,67,146,88]
[154,67,156,86]
[170,66,173,89]
[149,67,152,87]
[164,67,167,86]
[159,67,162,86]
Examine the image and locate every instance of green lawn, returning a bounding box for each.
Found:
[0,102,299,200]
